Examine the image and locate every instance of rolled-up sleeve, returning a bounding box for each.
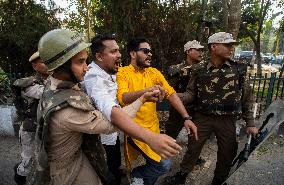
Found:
[84,72,119,121]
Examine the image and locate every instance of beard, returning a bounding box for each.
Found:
[136,56,150,68]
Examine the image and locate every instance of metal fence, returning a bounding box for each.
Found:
[249,71,284,116]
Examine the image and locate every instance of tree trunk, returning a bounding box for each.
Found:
[228,0,241,38]
[222,0,229,31]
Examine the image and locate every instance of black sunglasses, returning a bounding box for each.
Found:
[136,48,152,54]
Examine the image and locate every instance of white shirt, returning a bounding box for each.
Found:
[84,62,119,145]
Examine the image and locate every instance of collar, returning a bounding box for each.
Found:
[89,61,116,80]
[207,60,231,70]
[129,64,146,73]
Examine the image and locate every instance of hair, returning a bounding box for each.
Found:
[54,59,78,83]
[90,33,116,56]
[127,36,148,55]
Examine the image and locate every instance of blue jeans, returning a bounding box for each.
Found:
[131,155,171,185]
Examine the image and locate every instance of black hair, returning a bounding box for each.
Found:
[127,37,148,55]
[54,59,78,83]
[90,33,116,57]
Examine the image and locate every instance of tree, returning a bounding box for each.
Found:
[0,0,61,75]
[240,0,272,75]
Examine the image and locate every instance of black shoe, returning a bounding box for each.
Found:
[14,163,26,185]
[163,171,188,185]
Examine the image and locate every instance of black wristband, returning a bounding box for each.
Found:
[183,116,192,121]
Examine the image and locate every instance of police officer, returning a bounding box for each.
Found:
[13,51,49,185]
[27,29,182,185]
[166,40,204,139]
[164,32,259,185]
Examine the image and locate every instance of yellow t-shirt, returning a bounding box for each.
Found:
[116,64,175,167]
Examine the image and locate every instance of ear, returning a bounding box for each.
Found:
[211,44,216,51]
[31,63,37,71]
[96,53,103,62]
[130,51,136,59]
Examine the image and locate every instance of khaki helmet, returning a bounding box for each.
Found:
[38,29,91,71]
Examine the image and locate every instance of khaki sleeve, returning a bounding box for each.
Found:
[59,107,117,134]
[241,79,255,127]
[121,98,143,118]
[180,74,197,105]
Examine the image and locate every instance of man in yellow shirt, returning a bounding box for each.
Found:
[116,37,198,185]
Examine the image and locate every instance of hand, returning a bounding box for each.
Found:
[141,90,160,103]
[184,120,198,140]
[147,85,168,102]
[246,126,258,137]
[146,133,182,159]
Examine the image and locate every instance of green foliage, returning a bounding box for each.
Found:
[91,0,205,71]
[0,0,61,74]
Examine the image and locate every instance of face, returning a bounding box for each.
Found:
[186,48,203,64]
[32,58,49,75]
[212,43,234,60]
[135,42,152,68]
[97,40,121,74]
[71,49,89,82]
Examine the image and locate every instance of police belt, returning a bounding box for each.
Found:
[197,103,241,114]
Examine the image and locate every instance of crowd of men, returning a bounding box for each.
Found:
[12,29,258,185]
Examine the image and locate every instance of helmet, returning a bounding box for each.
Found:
[29,51,40,63]
[38,29,91,71]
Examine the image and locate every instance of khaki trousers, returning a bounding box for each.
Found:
[180,112,238,181]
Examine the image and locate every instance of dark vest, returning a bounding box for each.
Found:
[27,80,113,185]
[194,60,244,116]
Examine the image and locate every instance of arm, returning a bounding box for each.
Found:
[121,85,166,105]
[122,90,159,118]
[22,84,44,99]
[111,107,182,159]
[168,93,198,140]
[117,68,166,105]
[58,107,116,135]
[241,78,258,136]
[179,74,197,105]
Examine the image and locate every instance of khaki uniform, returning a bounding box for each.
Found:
[179,59,255,182]
[13,74,45,177]
[27,76,142,185]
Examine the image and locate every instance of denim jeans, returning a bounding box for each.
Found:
[131,158,171,185]
[128,137,172,185]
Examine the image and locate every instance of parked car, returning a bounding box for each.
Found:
[239,51,254,67]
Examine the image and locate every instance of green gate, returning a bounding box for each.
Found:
[249,71,284,116]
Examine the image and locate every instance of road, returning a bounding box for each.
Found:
[0,131,283,185]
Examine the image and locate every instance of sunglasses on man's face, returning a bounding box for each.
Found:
[136,48,152,55]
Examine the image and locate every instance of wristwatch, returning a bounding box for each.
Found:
[183,116,192,121]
